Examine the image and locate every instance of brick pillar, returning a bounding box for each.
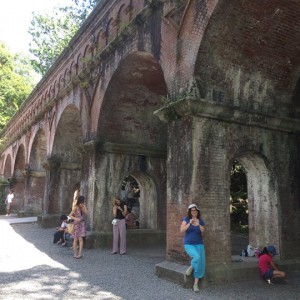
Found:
[24,170,46,213]
[11,177,25,212]
[43,158,82,215]
[43,159,60,214]
[166,116,231,264]
[82,140,98,230]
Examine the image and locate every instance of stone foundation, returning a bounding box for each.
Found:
[155,258,300,288]
[85,229,166,249]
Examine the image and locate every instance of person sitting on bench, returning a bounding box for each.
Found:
[53,215,68,244]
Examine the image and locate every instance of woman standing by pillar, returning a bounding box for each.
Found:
[112,196,128,255]
[69,195,88,259]
[180,204,206,293]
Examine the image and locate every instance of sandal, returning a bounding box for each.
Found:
[185,266,193,276]
[193,284,200,293]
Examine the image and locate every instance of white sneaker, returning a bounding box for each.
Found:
[5,214,8,216]
[185,266,193,276]
[193,284,200,293]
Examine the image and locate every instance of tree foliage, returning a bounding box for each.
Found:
[230,161,247,201]
[29,0,100,75]
[0,43,34,130]
[230,161,248,228]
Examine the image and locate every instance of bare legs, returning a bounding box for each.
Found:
[73,237,83,259]
[273,270,286,278]
[78,237,83,258]
[73,237,78,258]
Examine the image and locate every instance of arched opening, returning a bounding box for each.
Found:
[98,51,167,148]
[230,161,249,255]
[3,154,12,179]
[13,144,26,212]
[26,129,47,213]
[122,175,140,229]
[121,172,158,230]
[230,154,280,257]
[49,105,83,214]
[94,51,167,244]
[0,155,12,214]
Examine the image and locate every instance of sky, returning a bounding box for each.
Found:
[0,0,72,54]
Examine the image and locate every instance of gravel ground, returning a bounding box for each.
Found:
[1,220,300,300]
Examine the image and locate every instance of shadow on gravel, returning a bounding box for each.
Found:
[1,223,168,300]
[1,223,300,300]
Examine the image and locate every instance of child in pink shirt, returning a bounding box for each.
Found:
[258,245,286,283]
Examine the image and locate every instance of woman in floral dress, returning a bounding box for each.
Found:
[69,195,88,259]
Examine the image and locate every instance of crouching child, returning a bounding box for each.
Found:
[258,245,287,284]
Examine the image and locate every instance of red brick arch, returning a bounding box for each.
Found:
[3,154,12,179]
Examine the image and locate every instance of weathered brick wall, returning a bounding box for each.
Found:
[10,180,25,212]
[24,176,45,213]
[167,115,300,262]
[87,151,166,234]
[195,0,300,117]
[0,0,300,266]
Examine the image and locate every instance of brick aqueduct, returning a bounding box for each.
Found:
[1,0,300,271]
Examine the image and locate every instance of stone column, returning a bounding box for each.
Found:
[155,99,232,264]
[82,140,98,231]
[42,158,61,214]
[43,158,82,214]
[24,169,46,213]
[11,174,25,212]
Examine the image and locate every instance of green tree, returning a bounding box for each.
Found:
[230,161,247,202]
[29,0,100,75]
[0,43,33,130]
[230,161,248,229]
[14,52,40,87]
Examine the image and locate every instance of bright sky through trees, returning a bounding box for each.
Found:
[0,0,72,54]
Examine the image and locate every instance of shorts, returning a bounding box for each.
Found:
[262,269,274,279]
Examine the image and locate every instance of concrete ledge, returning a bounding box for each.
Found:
[155,258,300,288]
[37,214,61,228]
[155,261,194,288]
[18,211,42,218]
[85,229,166,249]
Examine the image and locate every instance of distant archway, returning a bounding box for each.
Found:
[26,129,47,213]
[49,105,83,213]
[230,154,279,255]
[12,144,26,211]
[230,161,248,255]
[120,172,158,229]
[3,154,12,179]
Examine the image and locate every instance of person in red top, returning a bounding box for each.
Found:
[258,245,286,283]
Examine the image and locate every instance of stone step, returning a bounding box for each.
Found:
[155,258,300,287]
